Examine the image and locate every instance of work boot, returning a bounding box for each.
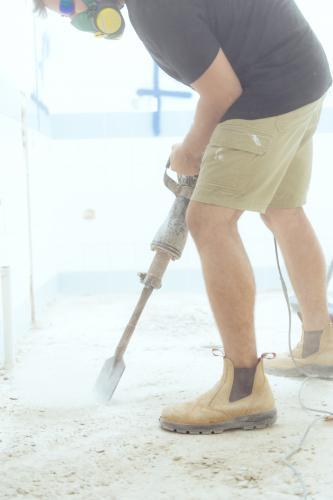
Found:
[159,354,277,434]
[264,320,333,378]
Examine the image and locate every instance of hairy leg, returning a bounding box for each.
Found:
[261,207,330,331]
[186,201,258,368]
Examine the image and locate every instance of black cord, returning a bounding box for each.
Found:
[273,236,333,499]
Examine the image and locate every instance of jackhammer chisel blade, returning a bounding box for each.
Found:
[94,356,126,402]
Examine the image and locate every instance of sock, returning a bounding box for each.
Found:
[302,329,323,358]
[229,366,257,403]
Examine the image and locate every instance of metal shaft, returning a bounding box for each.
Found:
[114,286,154,360]
[114,250,171,359]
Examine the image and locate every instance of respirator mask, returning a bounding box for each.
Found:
[60,0,125,39]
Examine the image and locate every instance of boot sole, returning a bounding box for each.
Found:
[159,409,277,435]
[265,364,333,379]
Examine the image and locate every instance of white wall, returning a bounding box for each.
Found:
[46,131,333,292]
[0,86,31,364]
[0,89,66,365]
[0,1,59,364]
[0,2,33,362]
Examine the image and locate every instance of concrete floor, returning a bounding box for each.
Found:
[1,290,333,499]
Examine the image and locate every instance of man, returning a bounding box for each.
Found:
[35,0,333,434]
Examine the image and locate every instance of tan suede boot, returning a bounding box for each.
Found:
[159,354,277,434]
[264,320,333,378]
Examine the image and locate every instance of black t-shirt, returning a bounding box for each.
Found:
[126,0,332,121]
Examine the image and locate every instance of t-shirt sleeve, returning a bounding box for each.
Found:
[128,0,220,85]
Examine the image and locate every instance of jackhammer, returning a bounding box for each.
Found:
[95,162,197,401]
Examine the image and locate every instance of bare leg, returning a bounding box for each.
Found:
[186,201,258,368]
[261,207,330,331]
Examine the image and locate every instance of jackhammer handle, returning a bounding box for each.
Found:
[164,158,198,196]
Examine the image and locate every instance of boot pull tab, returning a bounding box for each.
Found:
[261,352,277,360]
[211,347,225,357]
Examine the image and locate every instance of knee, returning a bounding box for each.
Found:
[260,207,304,229]
[260,212,272,230]
[185,202,242,240]
[185,203,207,239]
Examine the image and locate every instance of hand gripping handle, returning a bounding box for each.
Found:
[163,158,198,199]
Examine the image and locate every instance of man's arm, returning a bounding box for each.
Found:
[171,49,243,176]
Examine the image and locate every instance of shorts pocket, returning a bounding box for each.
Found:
[199,126,272,196]
[209,125,273,154]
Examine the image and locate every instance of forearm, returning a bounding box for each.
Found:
[182,91,241,162]
[170,49,242,176]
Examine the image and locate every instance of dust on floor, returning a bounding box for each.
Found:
[1,291,332,500]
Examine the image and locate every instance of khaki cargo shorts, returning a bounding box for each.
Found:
[191,95,326,214]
